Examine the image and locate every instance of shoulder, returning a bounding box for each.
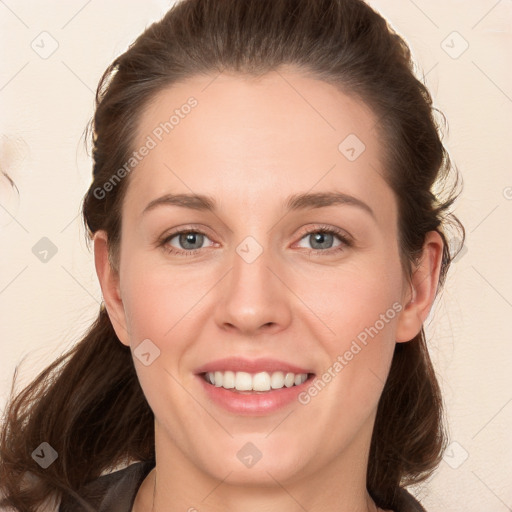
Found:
[394,487,427,512]
[58,460,155,512]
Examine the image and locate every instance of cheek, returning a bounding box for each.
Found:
[118,258,205,423]
[295,256,403,415]
[295,251,403,345]
[119,249,204,343]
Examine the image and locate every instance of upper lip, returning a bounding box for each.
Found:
[194,357,314,375]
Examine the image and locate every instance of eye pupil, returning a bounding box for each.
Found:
[310,232,333,250]
[179,232,203,250]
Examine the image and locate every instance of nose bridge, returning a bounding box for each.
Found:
[232,235,272,292]
[214,234,291,334]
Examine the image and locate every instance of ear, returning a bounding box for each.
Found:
[395,230,444,343]
[93,230,130,347]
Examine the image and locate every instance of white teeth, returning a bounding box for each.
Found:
[204,370,309,391]
[253,372,271,391]
[270,371,284,389]
[223,370,235,389]
[284,372,295,387]
[235,371,252,391]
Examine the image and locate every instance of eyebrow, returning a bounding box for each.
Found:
[141,191,375,219]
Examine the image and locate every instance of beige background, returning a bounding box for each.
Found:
[1,0,511,510]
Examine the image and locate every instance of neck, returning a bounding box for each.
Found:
[149,471,380,512]
[137,421,382,512]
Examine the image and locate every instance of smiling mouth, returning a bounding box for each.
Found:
[201,370,315,393]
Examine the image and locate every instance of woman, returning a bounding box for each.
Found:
[0,0,464,510]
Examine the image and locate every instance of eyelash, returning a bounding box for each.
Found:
[158,225,353,257]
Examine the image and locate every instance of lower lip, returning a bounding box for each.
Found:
[197,374,314,415]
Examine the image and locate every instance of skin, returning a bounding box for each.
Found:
[94,68,443,512]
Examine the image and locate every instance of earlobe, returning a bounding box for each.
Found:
[93,230,131,347]
[395,231,444,343]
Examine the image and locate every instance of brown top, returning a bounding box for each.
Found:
[58,461,427,512]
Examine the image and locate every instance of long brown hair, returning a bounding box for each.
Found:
[0,0,464,509]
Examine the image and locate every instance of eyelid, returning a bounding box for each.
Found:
[157,225,217,254]
[158,223,353,256]
[295,224,353,244]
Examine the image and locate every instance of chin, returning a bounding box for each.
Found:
[195,434,315,485]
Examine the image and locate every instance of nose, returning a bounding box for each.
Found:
[214,241,292,337]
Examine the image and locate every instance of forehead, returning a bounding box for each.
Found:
[124,70,395,226]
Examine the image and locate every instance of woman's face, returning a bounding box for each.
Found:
[99,69,419,486]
